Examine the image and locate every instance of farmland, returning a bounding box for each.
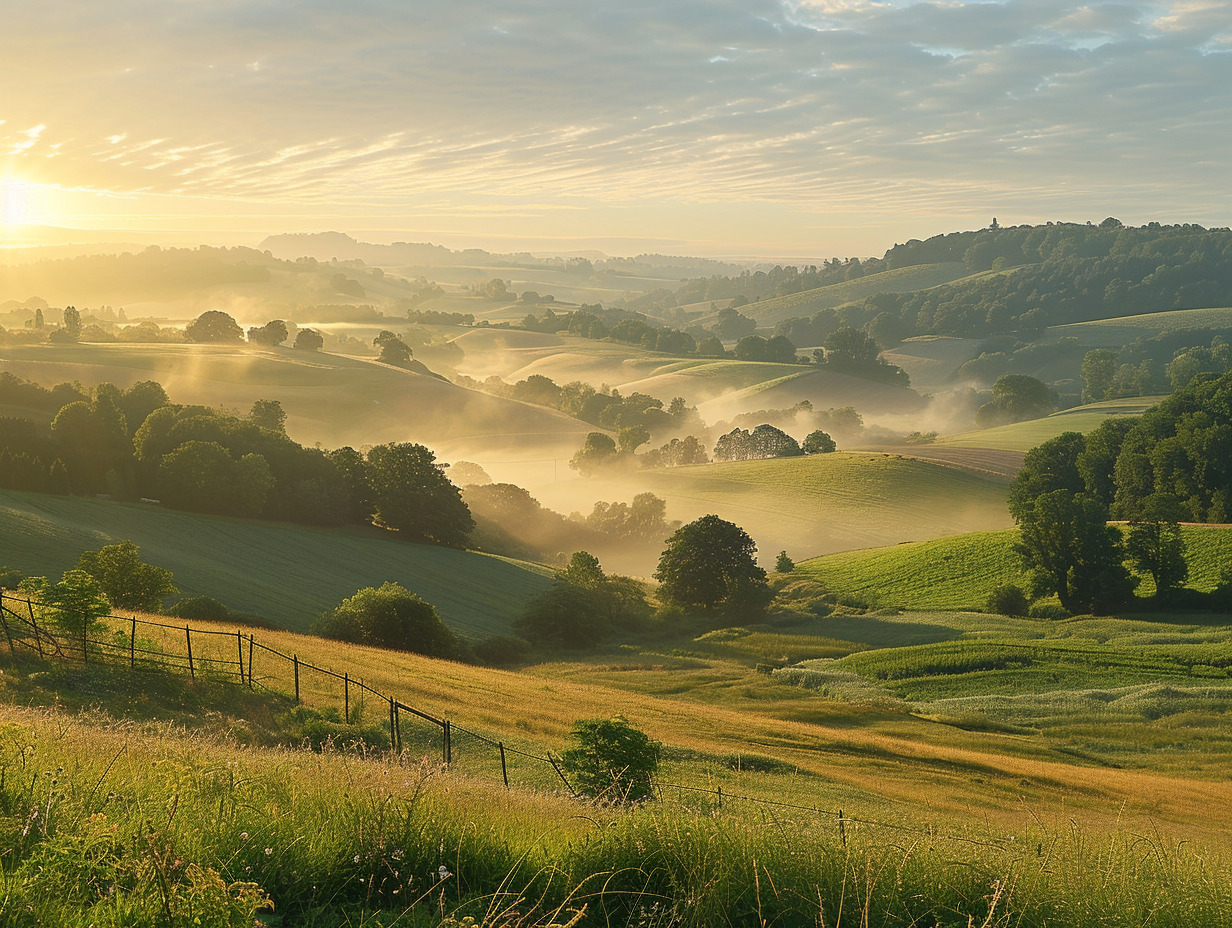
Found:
[0,488,553,635]
[939,396,1161,451]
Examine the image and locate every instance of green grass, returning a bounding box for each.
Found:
[0,488,553,636]
[1064,305,1232,332]
[728,263,974,326]
[794,525,1232,611]
[545,452,1013,571]
[0,342,594,458]
[940,396,1161,451]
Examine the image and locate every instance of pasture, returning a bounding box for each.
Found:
[939,396,1161,451]
[0,488,553,635]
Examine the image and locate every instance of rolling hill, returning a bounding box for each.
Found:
[939,396,1161,452]
[532,451,1014,571]
[0,342,595,461]
[0,488,553,635]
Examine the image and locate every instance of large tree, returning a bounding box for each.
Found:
[185,310,243,343]
[1008,431,1087,521]
[1015,489,1134,614]
[1126,493,1189,600]
[654,515,773,614]
[365,442,473,546]
[976,375,1058,427]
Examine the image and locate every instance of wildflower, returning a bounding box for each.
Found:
[240,832,249,840]
[265,847,273,856]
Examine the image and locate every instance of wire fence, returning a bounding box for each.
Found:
[0,592,1014,850]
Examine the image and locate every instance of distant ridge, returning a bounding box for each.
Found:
[259,231,535,266]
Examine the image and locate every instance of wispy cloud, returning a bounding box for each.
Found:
[1,0,1229,246]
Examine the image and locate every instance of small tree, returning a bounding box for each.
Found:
[294,328,324,351]
[75,540,178,612]
[802,429,836,454]
[775,551,795,573]
[560,716,660,803]
[986,583,1029,617]
[249,399,287,433]
[185,310,243,343]
[19,570,111,638]
[374,330,413,365]
[1126,492,1189,599]
[313,583,459,657]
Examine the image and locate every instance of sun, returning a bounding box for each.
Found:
[2,177,34,228]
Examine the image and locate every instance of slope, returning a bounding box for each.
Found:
[939,397,1161,452]
[0,488,553,635]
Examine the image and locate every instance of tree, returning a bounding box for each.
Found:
[712,307,756,340]
[570,432,619,475]
[19,569,111,638]
[62,306,82,339]
[821,327,880,366]
[247,319,289,347]
[775,551,795,573]
[1081,349,1119,403]
[1014,490,1133,614]
[749,423,801,458]
[654,515,773,614]
[365,442,473,546]
[986,584,1029,616]
[294,328,324,351]
[1008,431,1087,521]
[1126,493,1189,600]
[374,330,413,365]
[75,540,177,612]
[185,310,243,343]
[559,716,660,803]
[802,429,836,454]
[513,552,651,649]
[976,375,1057,427]
[249,399,287,433]
[696,336,727,358]
[313,582,459,657]
[158,441,274,517]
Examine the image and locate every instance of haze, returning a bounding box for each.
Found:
[3,1,1231,257]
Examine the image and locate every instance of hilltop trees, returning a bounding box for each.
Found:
[655,515,772,615]
[513,551,651,649]
[185,310,243,343]
[247,319,289,347]
[374,330,413,365]
[976,375,1057,427]
[365,442,473,546]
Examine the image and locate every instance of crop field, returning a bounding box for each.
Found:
[794,525,1232,610]
[728,262,972,326]
[538,452,1014,570]
[939,396,1161,451]
[0,488,553,635]
[0,342,594,458]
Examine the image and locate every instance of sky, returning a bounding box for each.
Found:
[2,0,1231,258]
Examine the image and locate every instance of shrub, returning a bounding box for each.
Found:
[1029,601,1072,621]
[986,583,1029,616]
[75,540,178,612]
[314,583,460,658]
[559,716,661,803]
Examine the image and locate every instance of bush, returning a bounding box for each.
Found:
[75,540,177,612]
[1029,601,1072,621]
[314,583,460,658]
[560,716,661,803]
[986,583,1029,617]
[166,596,280,629]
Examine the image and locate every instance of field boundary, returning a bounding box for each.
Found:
[0,591,1013,849]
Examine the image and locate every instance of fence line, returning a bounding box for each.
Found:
[0,593,1013,850]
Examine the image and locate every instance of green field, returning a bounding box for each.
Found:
[723,262,973,326]
[0,342,594,460]
[537,452,1014,571]
[940,396,1161,451]
[1055,305,1232,344]
[0,489,553,635]
[794,525,1232,610]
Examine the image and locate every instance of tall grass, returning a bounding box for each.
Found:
[1,701,1228,927]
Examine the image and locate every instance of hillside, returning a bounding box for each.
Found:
[1050,305,1232,348]
[534,452,1013,570]
[939,396,1160,452]
[0,342,594,460]
[712,262,974,327]
[795,525,1232,610]
[0,489,553,635]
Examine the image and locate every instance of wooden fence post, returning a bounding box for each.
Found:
[82,618,88,664]
[0,606,16,658]
[394,703,401,753]
[26,600,44,660]
[185,625,194,681]
[547,752,575,796]
[499,742,508,788]
[293,655,300,703]
[717,785,722,809]
[388,697,396,752]
[236,631,244,682]
[247,636,254,689]
[444,720,452,765]
[839,809,846,847]
[344,673,349,724]
[130,617,136,669]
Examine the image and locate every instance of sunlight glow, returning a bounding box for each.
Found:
[2,178,32,227]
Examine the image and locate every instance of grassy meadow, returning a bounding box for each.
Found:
[536,452,1014,572]
[939,396,1161,451]
[0,488,553,636]
[1052,305,1232,347]
[0,341,594,460]
[794,524,1232,610]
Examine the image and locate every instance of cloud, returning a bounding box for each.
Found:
[0,0,1229,236]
